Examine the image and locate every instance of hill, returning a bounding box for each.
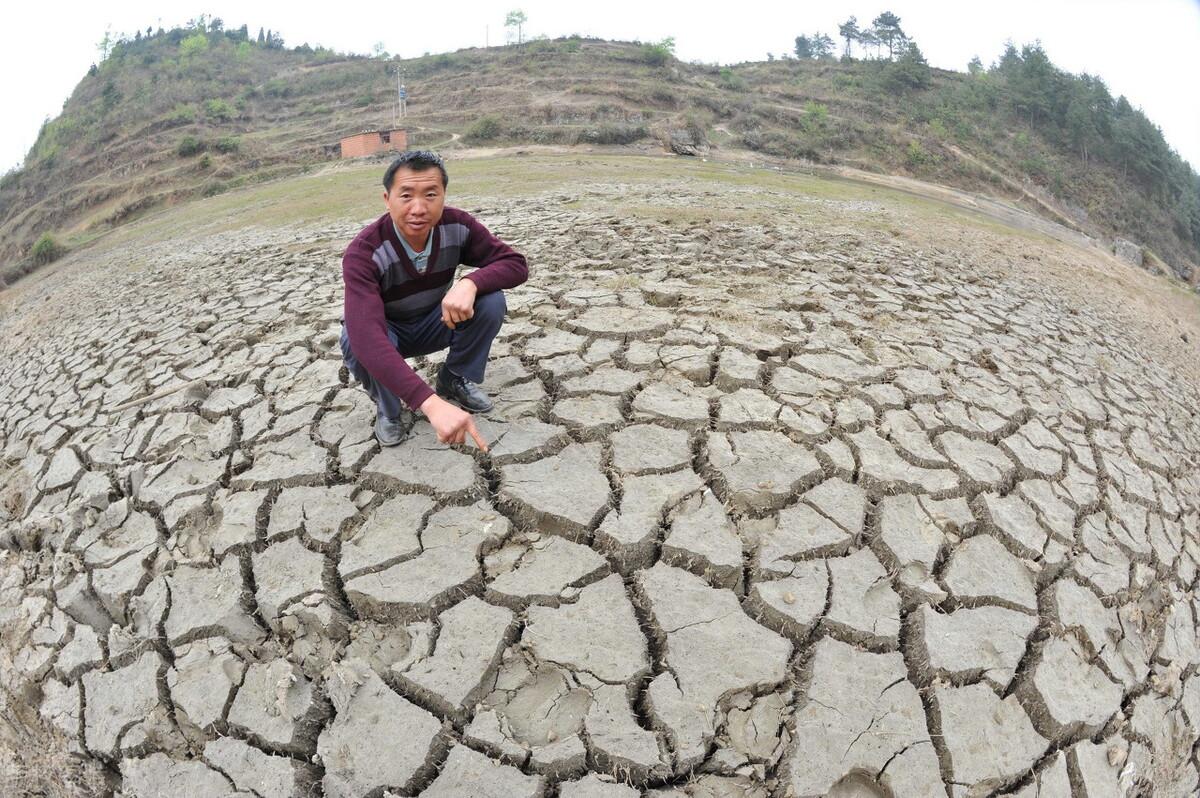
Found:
[0,25,1197,288]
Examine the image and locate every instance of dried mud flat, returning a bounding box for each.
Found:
[1,171,1199,798]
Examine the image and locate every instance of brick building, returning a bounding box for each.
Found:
[340,128,408,159]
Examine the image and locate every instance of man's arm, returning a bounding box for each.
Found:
[342,243,435,411]
[457,213,528,294]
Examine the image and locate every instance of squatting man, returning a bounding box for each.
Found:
[340,150,528,449]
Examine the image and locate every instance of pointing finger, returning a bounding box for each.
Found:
[467,419,488,453]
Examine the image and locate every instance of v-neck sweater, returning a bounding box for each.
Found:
[341,206,528,410]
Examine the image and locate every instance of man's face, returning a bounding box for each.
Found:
[383,166,446,248]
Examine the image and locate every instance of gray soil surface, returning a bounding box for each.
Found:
[1,165,1199,797]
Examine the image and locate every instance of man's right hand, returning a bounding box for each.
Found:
[419,394,489,452]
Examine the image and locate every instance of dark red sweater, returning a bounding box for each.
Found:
[342,207,528,410]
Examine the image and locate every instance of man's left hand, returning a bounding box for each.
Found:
[441,278,478,329]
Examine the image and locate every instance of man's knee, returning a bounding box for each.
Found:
[473,290,506,324]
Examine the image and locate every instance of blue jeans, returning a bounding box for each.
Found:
[340,290,506,419]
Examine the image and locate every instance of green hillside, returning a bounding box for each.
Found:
[1,22,1197,287]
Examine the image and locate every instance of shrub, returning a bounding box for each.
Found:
[179,32,209,58]
[167,104,197,125]
[719,68,746,91]
[204,98,235,120]
[198,154,212,170]
[177,135,204,156]
[30,233,65,265]
[579,124,648,145]
[353,93,373,107]
[802,101,828,130]
[465,115,502,142]
[213,136,240,153]
[640,37,675,66]
[905,140,929,168]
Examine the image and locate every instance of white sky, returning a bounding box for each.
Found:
[2,0,1197,176]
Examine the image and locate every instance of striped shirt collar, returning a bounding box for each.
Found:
[392,220,434,269]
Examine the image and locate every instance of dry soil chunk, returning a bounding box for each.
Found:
[266,484,357,543]
[787,638,942,797]
[120,753,234,795]
[707,430,822,512]
[826,548,902,647]
[937,431,1015,488]
[252,536,327,629]
[937,683,1048,792]
[204,736,318,798]
[164,557,265,646]
[318,664,442,797]
[82,650,178,757]
[423,744,545,797]
[610,423,692,474]
[560,773,641,797]
[168,638,246,737]
[337,493,434,579]
[500,442,610,539]
[394,596,514,721]
[943,534,1037,612]
[234,432,328,488]
[594,469,703,573]
[746,560,829,641]
[878,493,973,600]
[583,680,670,780]
[920,605,1036,688]
[344,502,507,621]
[571,305,673,337]
[661,488,744,590]
[632,381,710,427]
[524,574,649,684]
[756,479,865,573]
[486,535,609,607]
[1019,635,1123,737]
[849,428,959,495]
[227,658,328,753]
[637,564,791,765]
[360,426,477,497]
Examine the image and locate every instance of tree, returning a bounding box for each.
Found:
[641,37,675,66]
[838,16,860,59]
[967,55,983,76]
[886,41,930,91]
[813,34,834,59]
[794,33,833,60]
[871,11,907,60]
[179,32,209,58]
[505,10,527,45]
[257,27,265,45]
[372,41,388,58]
[97,25,113,62]
[858,28,881,59]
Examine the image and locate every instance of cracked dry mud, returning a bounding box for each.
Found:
[1,177,1199,798]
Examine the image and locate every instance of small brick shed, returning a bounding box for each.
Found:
[340,128,408,158]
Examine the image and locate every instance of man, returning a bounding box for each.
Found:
[340,150,527,449]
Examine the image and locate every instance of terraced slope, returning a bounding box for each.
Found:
[1,155,1198,797]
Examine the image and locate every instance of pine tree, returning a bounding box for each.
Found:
[838,16,860,59]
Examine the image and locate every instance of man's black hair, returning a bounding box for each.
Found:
[383,150,448,192]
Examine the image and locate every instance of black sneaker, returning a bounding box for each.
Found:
[436,365,494,414]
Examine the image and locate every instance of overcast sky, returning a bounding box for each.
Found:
[2,1,1197,175]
